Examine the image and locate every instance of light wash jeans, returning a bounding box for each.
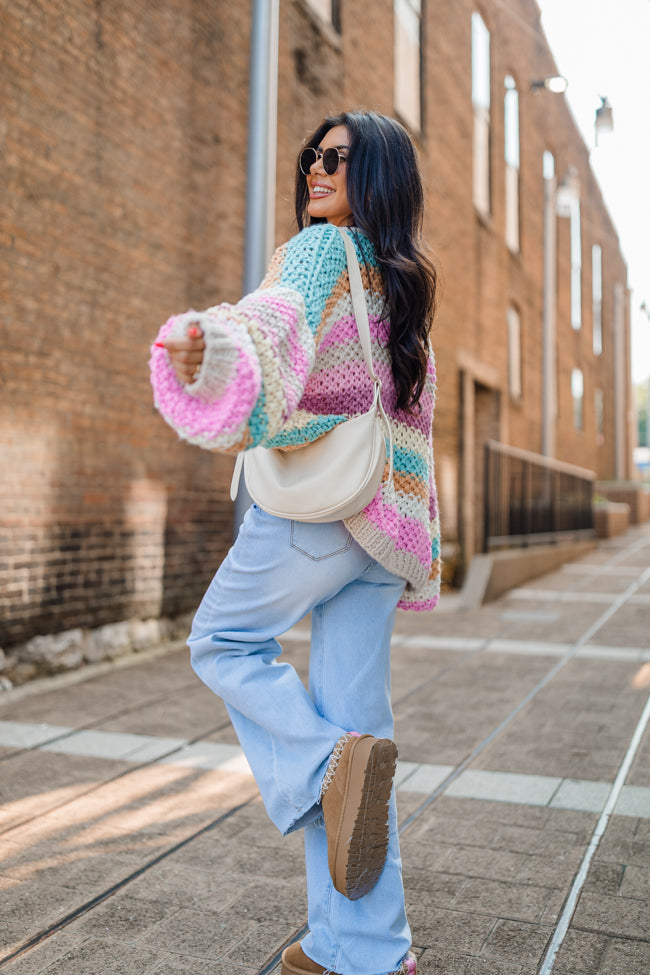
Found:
[188,504,411,975]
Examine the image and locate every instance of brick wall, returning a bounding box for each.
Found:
[1,0,632,647]
[1,0,245,646]
[421,0,631,566]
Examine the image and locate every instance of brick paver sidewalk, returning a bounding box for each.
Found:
[1,524,649,974]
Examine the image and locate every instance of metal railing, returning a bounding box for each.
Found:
[483,440,595,552]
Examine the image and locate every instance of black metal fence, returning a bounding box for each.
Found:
[483,440,595,553]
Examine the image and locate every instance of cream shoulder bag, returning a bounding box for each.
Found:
[230,227,393,522]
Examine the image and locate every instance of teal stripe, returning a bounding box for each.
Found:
[279,226,378,338]
[393,446,428,480]
[247,386,269,446]
[431,536,440,560]
[355,232,378,268]
[267,414,347,448]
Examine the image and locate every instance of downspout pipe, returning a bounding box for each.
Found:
[234,0,280,533]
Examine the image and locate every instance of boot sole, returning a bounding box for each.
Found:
[333,736,398,900]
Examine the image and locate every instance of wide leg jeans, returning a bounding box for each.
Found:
[188,504,411,974]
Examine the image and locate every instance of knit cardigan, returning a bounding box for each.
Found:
[150,223,441,611]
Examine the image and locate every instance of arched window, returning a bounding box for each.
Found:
[507,305,522,399]
[571,198,582,330]
[395,0,422,132]
[471,12,491,215]
[305,0,341,31]
[571,368,584,430]
[543,150,555,181]
[595,388,604,445]
[504,75,520,251]
[592,244,602,355]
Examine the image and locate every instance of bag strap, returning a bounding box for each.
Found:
[337,227,376,382]
[337,227,393,481]
[231,451,244,501]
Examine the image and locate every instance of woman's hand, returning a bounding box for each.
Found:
[156,324,206,385]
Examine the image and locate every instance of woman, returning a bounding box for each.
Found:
[150,111,440,975]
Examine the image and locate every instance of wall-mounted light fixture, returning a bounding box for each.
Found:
[530,75,568,94]
[594,96,614,144]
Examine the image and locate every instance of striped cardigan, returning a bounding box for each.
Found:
[150,223,441,610]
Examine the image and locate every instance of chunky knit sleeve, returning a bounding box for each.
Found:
[149,225,347,453]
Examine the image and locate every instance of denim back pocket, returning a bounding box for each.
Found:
[289,520,353,561]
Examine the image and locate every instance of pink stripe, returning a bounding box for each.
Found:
[363,492,401,537]
[150,316,261,441]
[429,491,438,520]
[308,358,435,432]
[398,594,439,612]
[310,358,388,388]
[363,498,431,566]
[396,517,432,565]
[318,324,436,415]
[301,361,376,414]
[303,360,392,416]
[285,321,312,389]
[318,314,385,352]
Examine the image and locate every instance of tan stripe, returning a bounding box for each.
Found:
[315,270,350,347]
[259,244,287,289]
[393,472,428,500]
[316,265,385,348]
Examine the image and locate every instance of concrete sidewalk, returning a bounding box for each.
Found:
[1,524,649,975]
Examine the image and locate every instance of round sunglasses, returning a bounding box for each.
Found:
[299,146,349,176]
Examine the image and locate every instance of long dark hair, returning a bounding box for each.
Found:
[295,111,438,411]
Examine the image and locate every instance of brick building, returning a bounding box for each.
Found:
[1,0,632,649]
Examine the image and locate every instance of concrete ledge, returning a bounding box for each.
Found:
[460,538,598,609]
[594,501,630,539]
[597,481,650,524]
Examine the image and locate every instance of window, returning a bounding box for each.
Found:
[613,282,626,478]
[543,150,555,181]
[570,197,582,329]
[592,244,602,355]
[471,12,491,215]
[305,0,341,30]
[394,0,422,132]
[541,151,557,458]
[571,368,584,430]
[507,305,522,399]
[595,388,604,445]
[504,76,519,251]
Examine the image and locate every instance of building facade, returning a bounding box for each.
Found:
[1,0,632,648]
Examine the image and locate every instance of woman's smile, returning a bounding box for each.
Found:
[309,182,336,198]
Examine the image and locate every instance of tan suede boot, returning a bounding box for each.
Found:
[321,733,398,901]
[280,942,417,975]
[281,942,331,975]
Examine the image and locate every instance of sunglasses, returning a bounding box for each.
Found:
[299,146,349,176]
